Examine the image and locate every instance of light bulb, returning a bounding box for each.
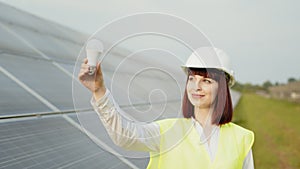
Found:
[85,39,104,75]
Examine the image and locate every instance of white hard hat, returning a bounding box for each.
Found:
[181,47,235,87]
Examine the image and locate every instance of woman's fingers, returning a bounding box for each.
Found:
[96,62,102,74]
[81,62,88,68]
[79,57,103,77]
[78,58,105,92]
[78,63,90,80]
[81,64,89,71]
[79,69,88,76]
[80,58,88,72]
[78,72,85,80]
[82,58,88,64]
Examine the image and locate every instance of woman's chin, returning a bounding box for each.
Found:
[191,102,210,108]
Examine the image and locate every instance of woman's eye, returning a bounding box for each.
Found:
[188,76,194,81]
[203,79,212,83]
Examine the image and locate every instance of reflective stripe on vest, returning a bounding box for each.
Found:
[147,118,254,169]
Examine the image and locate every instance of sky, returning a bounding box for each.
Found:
[1,0,299,85]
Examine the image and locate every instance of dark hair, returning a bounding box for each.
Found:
[182,68,233,125]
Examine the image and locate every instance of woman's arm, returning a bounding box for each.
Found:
[91,89,160,152]
[79,58,160,152]
[242,149,254,169]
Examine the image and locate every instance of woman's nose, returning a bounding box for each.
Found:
[195,80,202,91]
[196,85,202,91]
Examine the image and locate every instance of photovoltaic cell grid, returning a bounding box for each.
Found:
[0,72,51,115]
[0,2,150,169]
[0,54,78,113]
[0,2,86,62]
[0,116,147,169]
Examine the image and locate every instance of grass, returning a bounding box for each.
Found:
[233,93,300,169]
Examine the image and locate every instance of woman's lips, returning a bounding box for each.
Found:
[192,94,205,99]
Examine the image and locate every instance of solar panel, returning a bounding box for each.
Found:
[0,72,52,116]
[0,22,37,56]
[0,3,151,168]
[0,116,147,169]
[0,53,83,112]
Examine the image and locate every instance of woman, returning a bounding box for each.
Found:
[78,47,255,169]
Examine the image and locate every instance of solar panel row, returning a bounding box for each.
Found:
[0,2,149,169]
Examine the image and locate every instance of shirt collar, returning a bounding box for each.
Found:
[191,117,220,140]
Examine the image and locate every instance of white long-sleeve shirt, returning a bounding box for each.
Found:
[91,89,254,169]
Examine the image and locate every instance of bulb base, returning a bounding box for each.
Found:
[88,66,96,75]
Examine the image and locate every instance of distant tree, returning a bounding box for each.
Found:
[275,82,279,86]
[288,77,296,83]
[232,81,265,93]
[232,81,243,92]
[262,80,272,89]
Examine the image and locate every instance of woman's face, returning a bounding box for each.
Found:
[186,74,219,108]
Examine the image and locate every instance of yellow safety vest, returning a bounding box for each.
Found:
[147,118,254,169]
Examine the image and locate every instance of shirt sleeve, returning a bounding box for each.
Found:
[91,88,161,152]
[242,149,254,169]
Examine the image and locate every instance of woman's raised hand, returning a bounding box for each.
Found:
[78,58,106,100]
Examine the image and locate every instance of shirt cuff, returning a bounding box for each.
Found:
[90,88,110,107]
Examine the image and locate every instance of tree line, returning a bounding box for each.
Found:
[232,77,300,93]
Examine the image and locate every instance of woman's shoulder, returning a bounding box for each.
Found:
[224,122,253,131]
[222,122,255,140]
[223,122,255,156]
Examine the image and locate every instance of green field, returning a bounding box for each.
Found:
[233,93,300,169]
